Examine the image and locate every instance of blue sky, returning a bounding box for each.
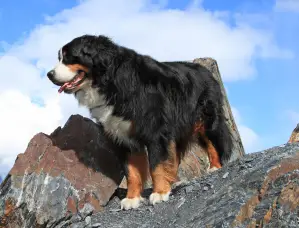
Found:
[0,0,75,42]
[0,0,298,177]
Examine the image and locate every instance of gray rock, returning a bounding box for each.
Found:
[222,172,229,179]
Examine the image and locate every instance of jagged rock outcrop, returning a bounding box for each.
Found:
[193,58,245,161]
[288,123,299,143]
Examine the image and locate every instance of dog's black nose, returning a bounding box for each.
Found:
[47,70,55,79]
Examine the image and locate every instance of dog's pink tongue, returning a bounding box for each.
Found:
[58,83,69,93]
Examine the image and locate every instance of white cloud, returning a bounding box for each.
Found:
[231,107,261,153]
[275,0,299,12]
[7,0,292,81]
[0,90,61,166]
[0,0,290,173]
[0,89,89,171]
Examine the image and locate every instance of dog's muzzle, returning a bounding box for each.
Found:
[47,70,64,86]
[47,69,87,93]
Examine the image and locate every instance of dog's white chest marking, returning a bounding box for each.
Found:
[75,88,133,145]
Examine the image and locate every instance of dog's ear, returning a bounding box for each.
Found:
[79,41,109,68]
[77,44,95,67]
[74,35,116,76]
[92,35,117,68]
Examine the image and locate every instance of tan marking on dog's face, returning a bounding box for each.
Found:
[66,64,89,74]
[52,48,89,83]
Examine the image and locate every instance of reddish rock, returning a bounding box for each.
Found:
[0,115,124,227]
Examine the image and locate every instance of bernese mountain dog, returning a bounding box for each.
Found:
[47,34,233,210]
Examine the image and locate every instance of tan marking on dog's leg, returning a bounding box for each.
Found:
[149,141,179,205]
[195,122,222,169]
[206,140,222,169]
[121,152,149,210]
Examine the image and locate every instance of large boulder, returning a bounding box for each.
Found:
[0,115,125,227]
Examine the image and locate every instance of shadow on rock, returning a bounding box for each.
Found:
[49,114,126,185]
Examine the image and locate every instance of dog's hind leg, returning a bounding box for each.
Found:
[194,94,233,170]
[194,115,232,171]
[194,121,222,170]
[205,112,233,166]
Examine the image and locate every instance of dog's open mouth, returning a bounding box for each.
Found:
[58,71,86,93]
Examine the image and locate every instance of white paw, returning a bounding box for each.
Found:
[207,167,219,173]
[149,192,171,205]
[120,197,144,210]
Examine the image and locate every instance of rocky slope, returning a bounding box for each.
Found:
[71,142,299,228]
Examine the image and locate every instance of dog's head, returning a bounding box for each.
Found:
[47,35,116,94]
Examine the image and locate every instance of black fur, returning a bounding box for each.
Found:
[59,34,233,170]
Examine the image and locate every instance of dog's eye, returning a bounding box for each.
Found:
[77,69,86,74]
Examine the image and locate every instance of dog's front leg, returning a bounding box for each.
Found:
[120,151,149,210]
